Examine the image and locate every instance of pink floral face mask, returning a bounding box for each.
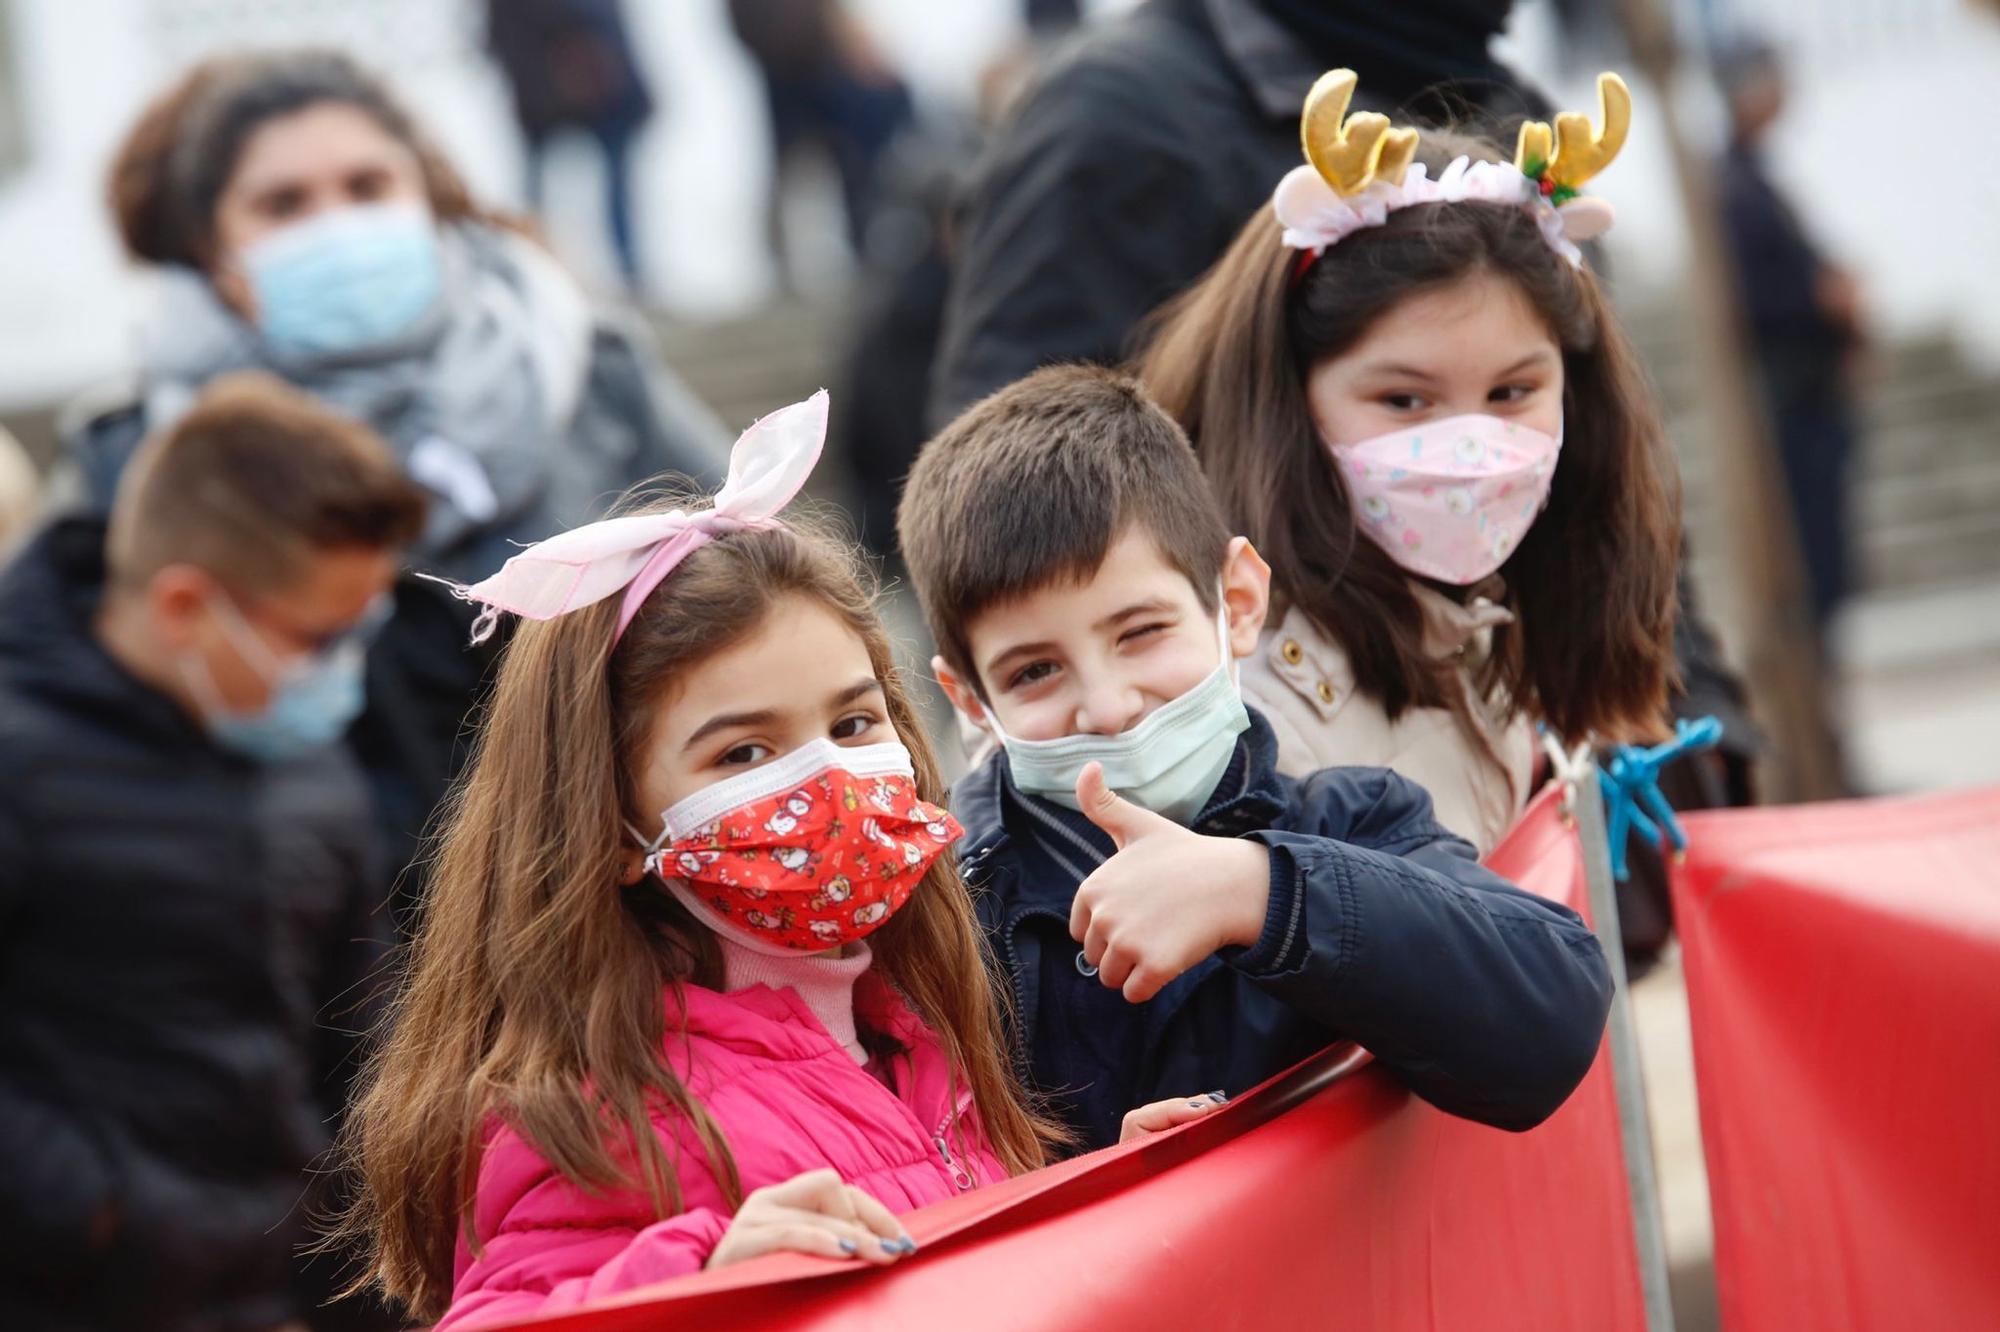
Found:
[1328,413,1562,585]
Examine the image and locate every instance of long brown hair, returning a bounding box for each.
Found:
[1139,135,1680,745]
[109,49,495,269]
[328,506,1061,1320]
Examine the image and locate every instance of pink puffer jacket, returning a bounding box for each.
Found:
[438,975,1007,1330]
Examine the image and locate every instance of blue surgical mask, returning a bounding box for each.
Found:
[991,605,1251,827]
[243,202,443,359]
[180,593,386,764]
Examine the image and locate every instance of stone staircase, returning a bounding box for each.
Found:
[1621,299,2000,598]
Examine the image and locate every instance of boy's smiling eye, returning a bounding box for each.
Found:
[1006,659,1059,692]
[1118,621,1170,647]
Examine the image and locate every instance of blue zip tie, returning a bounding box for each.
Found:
[1599,716,1725,880]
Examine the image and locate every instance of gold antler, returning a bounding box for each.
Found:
[1546,72,1632,190]
[1301,69,1420,197]
[1514,120,1554,177]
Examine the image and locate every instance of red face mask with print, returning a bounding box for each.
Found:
[637,738,962,954]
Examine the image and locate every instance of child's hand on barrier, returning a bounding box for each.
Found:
[1120,1091,1229,1144]
[707,1168,917,1269]
[1070,761,1271,1003]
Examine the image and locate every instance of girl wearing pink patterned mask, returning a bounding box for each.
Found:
[1140,72,1681,853]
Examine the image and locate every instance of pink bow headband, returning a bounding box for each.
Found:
[433,390,828,645]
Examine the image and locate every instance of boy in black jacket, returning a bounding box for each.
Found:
[897,365,1612,1150]
[0,375,427,1330]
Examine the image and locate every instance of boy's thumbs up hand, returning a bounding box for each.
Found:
[1074,760,1179,849]
[1070,761,1272,1004]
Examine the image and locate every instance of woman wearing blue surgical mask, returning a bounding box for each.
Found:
[62,50,732,928]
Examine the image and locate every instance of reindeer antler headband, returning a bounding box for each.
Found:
[1274,69,1632,273]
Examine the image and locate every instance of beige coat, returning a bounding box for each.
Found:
[1240,584,1536,855]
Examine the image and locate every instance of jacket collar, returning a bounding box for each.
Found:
[1202,0,1323,120]
[0,516,218,753]
[960,708,1292,913]
[667,970,932,1061]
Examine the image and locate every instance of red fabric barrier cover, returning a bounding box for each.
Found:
[1673,786,2000,1331]
[488,788,1641,1331]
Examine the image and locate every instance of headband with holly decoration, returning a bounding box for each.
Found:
[1274,69,1632,274]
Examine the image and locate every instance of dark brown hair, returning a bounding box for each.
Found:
[105,371,427,592]
[329,510,1064,1320]
[109,49,487,268]
[1139,136,1680,745]
[897,364,1232,694]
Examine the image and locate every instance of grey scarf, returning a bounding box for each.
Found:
[142,222,594,582]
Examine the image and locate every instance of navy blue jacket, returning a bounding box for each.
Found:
[953,711,1613,1150]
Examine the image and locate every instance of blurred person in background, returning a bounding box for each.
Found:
[727,0,914,288]
[832,0,1085,562]
[61,49,728,910]
[928,0,1558,423]
[0,375,424,1332]
[1715,35,1864,637]
[0,425,35,555]
[485,0,656,294]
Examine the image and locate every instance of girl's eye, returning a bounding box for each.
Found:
[261,188,307,220]
[1489,383,1535,404]
[348,169,391,201]
[717,742,772,768]
[1382,392,1426,411]
[830,711,881,742]
[1007,659,1058,692]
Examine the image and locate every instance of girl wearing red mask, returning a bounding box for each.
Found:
[327,394,1216,1329]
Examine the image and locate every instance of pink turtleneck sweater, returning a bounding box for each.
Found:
[718,938,874,1064]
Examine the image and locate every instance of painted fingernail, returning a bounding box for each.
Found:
[1207,1090,1229,1103]
[839,1237,858,1255]
[1187,1100,1206,1109]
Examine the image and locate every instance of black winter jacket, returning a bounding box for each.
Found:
[954,710,1613,1150]
[0,519,386,1331]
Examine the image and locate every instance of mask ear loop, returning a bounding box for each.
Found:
[1216,587,1243,688]
[626,819,669,880]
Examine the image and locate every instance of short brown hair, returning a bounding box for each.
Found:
[897,365,1231,693]
[106,372,428,594]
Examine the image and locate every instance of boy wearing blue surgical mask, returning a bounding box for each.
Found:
[0,373,425,1330]
[898,365,1614,1151]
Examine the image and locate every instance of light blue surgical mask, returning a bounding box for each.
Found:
[991,605,1251,827]
[180,593,387,764]
[243,202,443,359]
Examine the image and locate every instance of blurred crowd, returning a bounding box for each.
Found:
[0,2,1887,1330]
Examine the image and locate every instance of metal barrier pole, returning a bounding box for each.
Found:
[1573,771,1676,1332]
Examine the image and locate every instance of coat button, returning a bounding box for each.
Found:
[1317,680,1337,705]
[1281,638,1304,665]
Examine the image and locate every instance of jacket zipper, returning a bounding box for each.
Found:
[933,1087,977,1191]
[999,905,1071,1083]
